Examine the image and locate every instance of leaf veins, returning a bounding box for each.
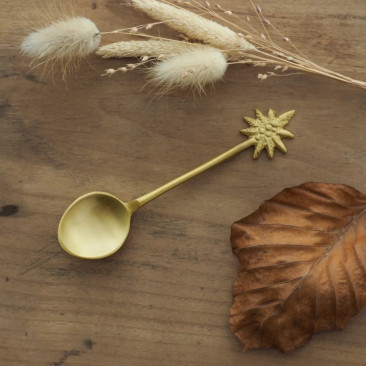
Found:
[230,182,366,352]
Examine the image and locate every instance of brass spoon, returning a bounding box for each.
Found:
[58,109,294,259]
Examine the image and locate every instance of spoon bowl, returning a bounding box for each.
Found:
[58,192,132,259]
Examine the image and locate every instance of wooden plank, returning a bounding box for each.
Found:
[1,0,366,364]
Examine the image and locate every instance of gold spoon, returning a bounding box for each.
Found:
[58,109,295,259]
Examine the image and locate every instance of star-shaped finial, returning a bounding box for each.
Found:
[240,109,295,159]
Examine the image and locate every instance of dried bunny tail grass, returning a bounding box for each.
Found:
[97,39,207,58]
[21,16,101,78]
[149,47,228,94]
[131,0,255,52]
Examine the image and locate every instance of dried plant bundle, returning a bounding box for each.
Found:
[21,16,100,77]
[131,0,255,52]
[20,0,366,94]
[111,0,366,92]
[149,47,228,93]
[97,39,205,59]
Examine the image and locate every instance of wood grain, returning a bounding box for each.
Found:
[1,0,366,364]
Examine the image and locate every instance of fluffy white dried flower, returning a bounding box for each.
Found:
[131,0,255,52]
[149,47,228,93]
[97,40,207,59]
[21,17,100,76]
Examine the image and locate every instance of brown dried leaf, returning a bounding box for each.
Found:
[230,182,366,352]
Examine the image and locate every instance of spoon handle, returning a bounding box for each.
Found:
[127,138,256,212]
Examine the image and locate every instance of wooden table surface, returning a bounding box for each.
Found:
[2,0,366,365]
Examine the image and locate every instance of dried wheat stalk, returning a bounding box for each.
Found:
[131,0,255,52]
[97,39,208,59]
